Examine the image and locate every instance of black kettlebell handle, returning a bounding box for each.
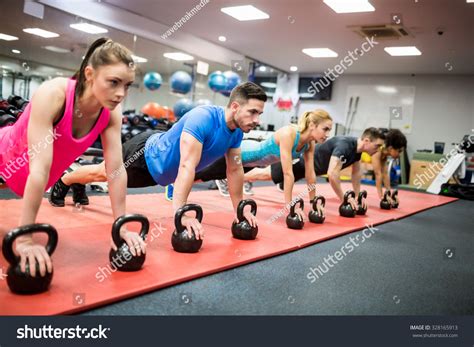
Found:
[311,196,325,210]
[391,189,398,199]
[175,204,203,234]
[2,224,58,265]
[358,190,367,204]
[289,198,304,217]
[111,214,150,247]
[344,190,356,203]
[383,190,392,200]
[236,199,257,222]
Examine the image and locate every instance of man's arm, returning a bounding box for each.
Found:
[303,142,316,201]
[371,151,384,199]
[327,156,344,201]
[225,147,244,213]
[351,161,362,196]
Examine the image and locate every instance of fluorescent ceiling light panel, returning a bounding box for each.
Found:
[43,46,70,53]
[260,82,277,88]
[376,86,398,94]
[23,28,59,38]
[70,23,108,34]
[163,52,194,61]
[384,46,421,56]
[221,5,269,21]
[302,48,338,58]
[0,33,19,41]
[131,55,148,63]
[323,0,375,13]
[12,49,21,54]
[290,66,298,72]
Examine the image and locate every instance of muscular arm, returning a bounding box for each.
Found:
[101,106,127,220]
[327,156,344,202]
[225,147,244,212]
[351,161,362,196]
[172,132,202,212]
[303,142,316,201]
[371,151,384,199]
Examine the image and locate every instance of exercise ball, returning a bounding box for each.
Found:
[162,106,176,122]
[170,71,193,94]
[195,99,212,107]
[143,72,163,91]
[208,71,227,92]
[220,70,241,96]
[141,102,162,118]
[173,98,195,119]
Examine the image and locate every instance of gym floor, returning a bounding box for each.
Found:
[3,182,471,315]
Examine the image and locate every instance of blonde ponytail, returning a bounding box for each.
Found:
[298,109,332,132]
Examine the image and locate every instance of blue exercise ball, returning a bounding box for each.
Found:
[208,71,227,92]
[143,72,163,91]
[195,99,212,107]
[173,98,195,119]
[170,71,193,94]
[221,70,241,96]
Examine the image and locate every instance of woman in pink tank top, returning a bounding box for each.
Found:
[0,38,144,278]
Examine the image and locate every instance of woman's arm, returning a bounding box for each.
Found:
[278,127,298,209]
[371,151,384,199]
[303,142,316,201]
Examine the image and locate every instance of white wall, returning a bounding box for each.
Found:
[286,74,474,159]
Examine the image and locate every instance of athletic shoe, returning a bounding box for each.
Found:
[165,183,174,201]
[72,183,89,205]
[277,182,284,192]
[48,177,70,207]
[215,179,230,197]
[243,181,254,195]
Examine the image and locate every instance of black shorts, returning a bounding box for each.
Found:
[194,156,254,182]
[122,130,161,188]
[270,158,306,184]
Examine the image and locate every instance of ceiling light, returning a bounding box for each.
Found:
[23,28,59,38]
[302,48,338,58]
[12,49,21,54]
[323,0,375,13]
[290,66,298,72]
[384,46,421,56]
[260,82,277,88]
[376,86,398,94]
[259,66,267,72]
[221,5,269,21]
[163,52,194,61]
[131,55,148,63]
[0,33,19,41]
[218,36,227,42]
[70,23,108,34]
[1,65,12,69]
[43,46,71,53]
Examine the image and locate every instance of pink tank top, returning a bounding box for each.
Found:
[0,78,110,196]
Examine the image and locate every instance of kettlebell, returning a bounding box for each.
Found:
[2,224,58,294]
[339,190,356,218]
[356,190,368,215]
[109,214,149,272]
[286,198,305,229]
[391,189,399,208]
[232,199,258,240]
[380,190,392,210]
[172,204,203,253]
[308,196,326,224]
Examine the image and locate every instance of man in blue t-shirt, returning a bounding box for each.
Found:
[50,82,267,241]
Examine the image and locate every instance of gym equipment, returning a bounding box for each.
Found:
[308,196,325,224]
[356,190,368,215]
[121,124,133,142]
[170,71,192,94]
[109,214,150,272]
[286,198,304,229]
[141,102,162,119]
[195,99,212,107]
[308,196,325,223]
[208,71,227,92]
[220,70,241,97]
[7,95,29,111]
[172,204,203,253]
[0,112,16,127]
[2,224,58,294]
[380,190,392,210]
[339,190,356,217]
[231,199,258,240]
[173,98,195,119]
[143,72,163,91]
[391,189,399,208]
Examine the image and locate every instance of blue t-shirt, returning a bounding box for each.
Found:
[144,105,243,186]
